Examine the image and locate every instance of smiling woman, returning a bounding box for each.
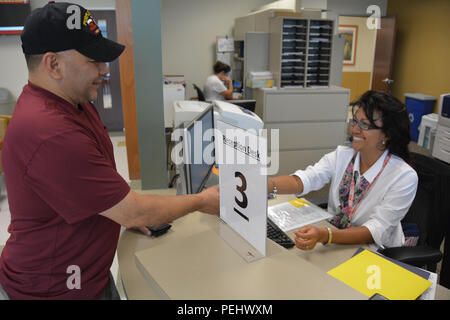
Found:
[268,90,418,251]
[350,107,387,173]
[350,90,412,166]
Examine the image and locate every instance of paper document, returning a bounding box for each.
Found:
[282,85,304,89]
[282,52,303,56]
[328,249,433,300]
[418,271,437,300]
[217,37,234,52]
[267,198,333,232]
[217,52,231,66]
[248,71,273,80]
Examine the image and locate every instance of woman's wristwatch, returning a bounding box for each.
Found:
[271,178,278,196]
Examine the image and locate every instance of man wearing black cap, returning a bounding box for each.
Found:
[0,2,219,300]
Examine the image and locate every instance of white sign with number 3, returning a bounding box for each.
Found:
[216,120,268,256]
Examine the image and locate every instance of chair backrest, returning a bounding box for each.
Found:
[193,84,206,102]
[402,155,435,246]
[402,152,450,247]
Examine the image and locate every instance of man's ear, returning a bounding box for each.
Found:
[42,52,63,80]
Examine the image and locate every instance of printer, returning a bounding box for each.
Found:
[432,93,450,164]
[173,100,264,132]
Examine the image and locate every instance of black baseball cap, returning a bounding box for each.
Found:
[21,1,125,62]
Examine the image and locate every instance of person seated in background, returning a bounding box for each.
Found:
[268,91,418,251]
[204,61,234,101]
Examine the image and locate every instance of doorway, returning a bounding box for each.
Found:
[91,10,124,132]
[340,15,398,102]
[371,16,398,93]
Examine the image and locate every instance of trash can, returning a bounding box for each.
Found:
[0,88,15,115]
[418,113,438,152]
[404,93,436,142]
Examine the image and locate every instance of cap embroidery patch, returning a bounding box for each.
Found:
[82,11,101,35]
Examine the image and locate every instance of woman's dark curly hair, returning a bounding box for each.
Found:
[351,90,411,163]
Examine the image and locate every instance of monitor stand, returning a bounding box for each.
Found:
[203,171,219,188]
[214,218,281,263]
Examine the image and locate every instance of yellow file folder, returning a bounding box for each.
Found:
[327,249,432,300]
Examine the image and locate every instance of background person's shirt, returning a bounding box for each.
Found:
[0,82,130,299]
[204,75,227,101]
[293,146,418,249]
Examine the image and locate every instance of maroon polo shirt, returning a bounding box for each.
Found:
[0,82,130,299]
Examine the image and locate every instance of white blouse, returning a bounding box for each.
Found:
[293,146,418,249]
[204,75,227,101]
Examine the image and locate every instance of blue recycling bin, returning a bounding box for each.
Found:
[404,93,436,142]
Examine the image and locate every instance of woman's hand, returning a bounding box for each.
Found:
[294,225,328,251]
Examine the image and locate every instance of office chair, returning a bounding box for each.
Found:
[193,84,206,102]
[378,152,447,273]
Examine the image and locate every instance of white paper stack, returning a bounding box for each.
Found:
[248,71,273,80]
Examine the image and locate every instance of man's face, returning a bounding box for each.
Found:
[58,50,109,105]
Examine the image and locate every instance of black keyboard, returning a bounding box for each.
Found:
[267,218,295,249]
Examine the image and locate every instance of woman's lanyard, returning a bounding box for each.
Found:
[346,153,391,222]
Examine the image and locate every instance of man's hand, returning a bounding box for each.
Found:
[197,185,220,214]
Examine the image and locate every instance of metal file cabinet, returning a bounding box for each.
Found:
[255,86,350,175]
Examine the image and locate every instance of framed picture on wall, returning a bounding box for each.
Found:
[339,25,358,66]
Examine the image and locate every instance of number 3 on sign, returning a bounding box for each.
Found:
[234,172,249,222]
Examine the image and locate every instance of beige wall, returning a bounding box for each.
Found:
[161,0,273,99]
[388,0,450,113]
[339,16,376,73]
[0,0,273,101]
[0,35,28,101]
[0,0,116,101]
[339,16,376,102]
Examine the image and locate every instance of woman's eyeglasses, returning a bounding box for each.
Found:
[349,118,382,130]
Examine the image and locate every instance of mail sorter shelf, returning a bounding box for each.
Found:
[280,19,307,88]
[270,17,334,89]
[306,19,333,88]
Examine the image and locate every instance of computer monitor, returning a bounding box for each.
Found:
[229,100,256,113]
[183,105,215,194]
